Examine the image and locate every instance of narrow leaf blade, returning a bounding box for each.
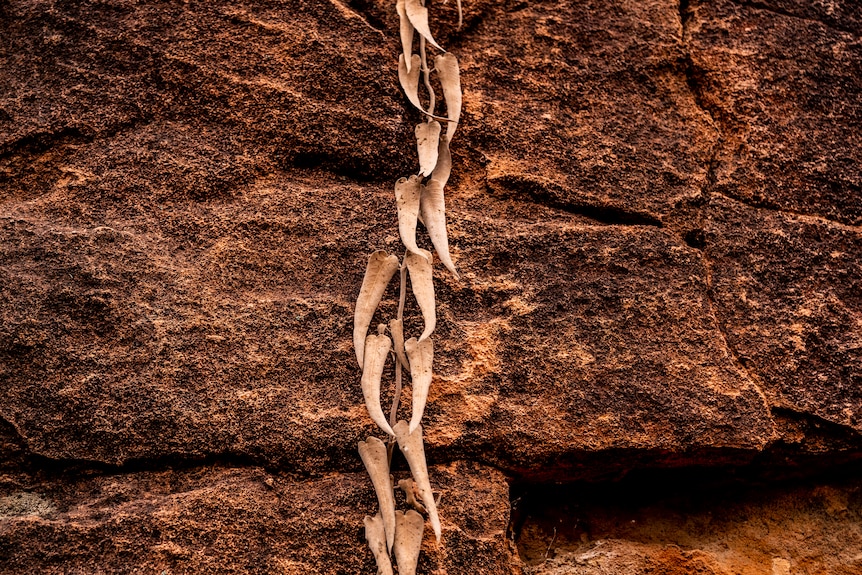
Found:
[398,54,424,112]
[389,318,410,372]
[359,437,398,552]
[419,182,458,278]
[394,420,442,542]
[393,510,425,575]
[435,53,461,142]
[395,0,415,71]
[405,249,436,341]
[354,251,400,368]
[364,514,395,575]
[361,333,395,436]
[404,0,443,51]
[406,337,433,433]
[430,137,451,188]
[395,175,423,254]
[415,121,441,177]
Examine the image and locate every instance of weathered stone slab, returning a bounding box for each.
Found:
[705,194,862,433]
[1,170,775,475]
[687,0,862,225]
[0,461,515,574]
[457,0,716,222]
[0,0,410,180]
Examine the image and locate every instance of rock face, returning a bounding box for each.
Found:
[1,0,860,573]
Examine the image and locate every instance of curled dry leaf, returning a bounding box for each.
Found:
[404,249,436,341]
[359,437,397,552]
[404,0,443,51]
[430,137,451,188]
[405,337,433,434]
[419,182,459,278]
[354,251,400,368]
[398,54,423,112]
[435,53,461,142]
[361,333,395,436]
[415,121,441,177]
[394,420,441,542]
[364,514,395,575]
[394,510,425,575]
[395,0,415,72]
[395,175,423,254]
[398,478,427,513]
[389,318,410,372]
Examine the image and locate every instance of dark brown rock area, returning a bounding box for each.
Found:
[1,0,860,573]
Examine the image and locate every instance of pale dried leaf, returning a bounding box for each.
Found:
[364,514,395,575]
[430,137,451,188]
[405,249,436,341]
[398,54,423,112]
[435,53,461,142]
[405,337,433,434]
[361,333,395,436]
[395,0,415,71]
[394,420,441,542]
[404,0,443,51]
[394,510,425,575]
[395,175,423,254]
[415,121,441,177]
[398,478,426,513]
[389,318,410,372]
[419,182,459,278]
[354,251,400,368]
[359,437,397,552]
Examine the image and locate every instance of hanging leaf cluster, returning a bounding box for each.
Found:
[354,1,464,573]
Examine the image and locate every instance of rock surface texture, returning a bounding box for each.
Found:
[1,0,860,573]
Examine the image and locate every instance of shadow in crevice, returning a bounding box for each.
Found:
[511,459,862,573]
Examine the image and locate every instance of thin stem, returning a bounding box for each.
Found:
[397,263,407,321]
[420,36,436,116]
[387,262,410,463]
[456,0,463,29]
[390,356,403,428]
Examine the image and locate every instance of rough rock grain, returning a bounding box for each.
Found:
[0,461,516,574]
[1,0,861,572]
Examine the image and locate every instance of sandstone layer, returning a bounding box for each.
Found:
[1,0,860,573]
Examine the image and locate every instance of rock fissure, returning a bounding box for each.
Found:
[485,172,665,228]
[711,191,862,233]
[701,248,775,423]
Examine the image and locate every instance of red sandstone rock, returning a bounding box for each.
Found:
[1,0,860,572]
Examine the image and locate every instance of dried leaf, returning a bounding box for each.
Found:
[404,0,443,51]
[415,121,441,177]
[359,437,397,552]
[398,478,426,513]
[419,182,459,278]
[395,175,423,254]
[364,514,395,575]
[405,249,435,341]
[393,510,425,575]
[398,54,423,112]
[361,333,395,436]
[430,137,451,188]
[389,318,410,372]
[395,0,415,71]
[405,337,433,434]
[354,251,400,368]
[435,53,461,142]
[394,420,441,542]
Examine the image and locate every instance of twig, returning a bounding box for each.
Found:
[419,36,436,116]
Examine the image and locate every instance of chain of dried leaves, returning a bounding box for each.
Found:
[354,1,463,572]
